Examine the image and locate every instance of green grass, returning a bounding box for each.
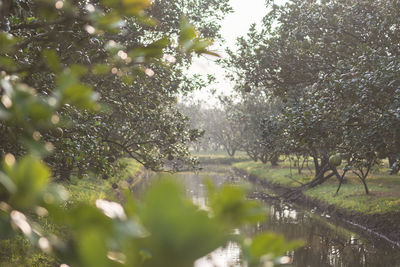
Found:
[0,235,56,267]
[234,160,400,215]
[63,158,143,204]
[191,150,249,158]
[305,181,400,214]
[117,158,143,180]
[233,161,313,187]
[199,156,250,165]
[64,176,112,204]
[193,150,250,165]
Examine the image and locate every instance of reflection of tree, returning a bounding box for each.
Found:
[249,200,400,267]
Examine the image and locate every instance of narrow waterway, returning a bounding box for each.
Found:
[134,164,400,267]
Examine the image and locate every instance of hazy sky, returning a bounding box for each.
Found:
[186,0,269,105]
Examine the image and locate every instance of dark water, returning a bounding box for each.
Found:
[134,165,400,267]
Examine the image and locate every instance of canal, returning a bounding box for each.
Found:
[134,164,400,267]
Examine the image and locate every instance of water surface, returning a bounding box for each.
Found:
[135,165,400,267]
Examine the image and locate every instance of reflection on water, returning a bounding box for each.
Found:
[262,202,400,267]
[134,166,400,267]
[195,242,242,267]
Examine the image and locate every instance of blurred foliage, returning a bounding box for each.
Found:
[0,163,301,266]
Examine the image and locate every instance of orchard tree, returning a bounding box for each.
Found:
[0,0,232,177]
[178,100,214,152]
[220,89,283,165]
[207,106,242,157]
[227,0,400,192]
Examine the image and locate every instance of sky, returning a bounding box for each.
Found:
[185,0,269,106]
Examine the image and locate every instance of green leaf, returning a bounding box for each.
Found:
[0,171,17,194]
[26,17,36,23]
[129,38,170,63]
[92,64,111,75]
[179,17,197,48]
[122,0,151,15]
[70,64,88,76]
[56,67,99,111]
[6,155,51,209]
[137,176,226,267]
[178,18,218,56]
[42,50,61,73]
[0,108,10,120]
[0,56,17,71]
[78,228,110,267]
[29,100,53,121]
[244,232,304,266]
[63,83,98,109]
[208,181,266,227]
[0,33,18,54]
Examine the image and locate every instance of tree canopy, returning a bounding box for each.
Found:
[225,0,400,194]
[0,0,232,176]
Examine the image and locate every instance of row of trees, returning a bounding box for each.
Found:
[180,97,282,165]
[179,102,241,156]
[221,0,400,194]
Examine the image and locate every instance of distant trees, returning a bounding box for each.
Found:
[226,0,400,194]
[219,90,284,165]
[180,92,284,163]
[179,102,242,156]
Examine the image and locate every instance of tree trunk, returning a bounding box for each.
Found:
[389,155,396,168]
[298,157,306,174]
[303,171,335,189]
[302,163,332,189]
[334,168,348,195]
[246,149,258,162]
[261,158,268,164]
[388,155,399,174]
[270,154,279,166]
[306,158,313,174]
[227,148,236,157]
[59,158,73,181]
[353,164,371,195]
[361,178,369,195]
[312,154,320,175]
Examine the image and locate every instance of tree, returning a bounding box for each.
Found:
[220,89,283,165]
[227,0,400,193]
[207,106,242,157]
[0,0,232,176]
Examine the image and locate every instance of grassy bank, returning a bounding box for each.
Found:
[233,160,400,215]
[192,150,251,165]
[0,158,143,266]
[63,158,143,204]
[233,161,313,187]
